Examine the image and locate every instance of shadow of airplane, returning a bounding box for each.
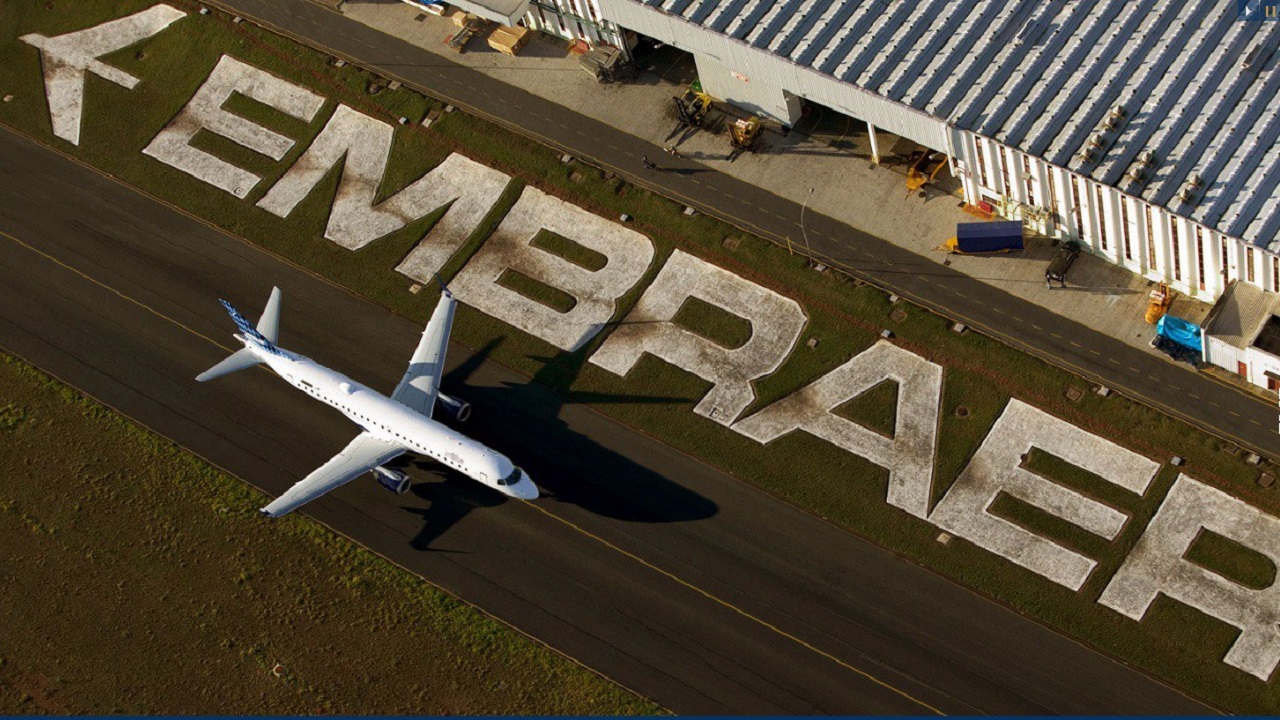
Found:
[398,336,719,549]
[398,470,501,552]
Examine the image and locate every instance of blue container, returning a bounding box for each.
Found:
[955,220,1024,253]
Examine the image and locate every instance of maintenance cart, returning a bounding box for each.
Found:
[579,46,634,83]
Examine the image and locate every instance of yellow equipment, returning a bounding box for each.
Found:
[1145,282,1172,324]
[674,89,712,129]
[728,116,761,159]
[906,151,948,195]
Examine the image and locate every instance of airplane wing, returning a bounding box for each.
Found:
[391,288,456,417]
[260,431,404,517]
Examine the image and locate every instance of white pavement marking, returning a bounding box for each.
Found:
[590,249,807,426]
[930,399,1159,591]
[258,105,510,270]
[22,5,187,145]
[452,186,655,351]
[143,55,324,198]
[1100,474,1280,681]
[732,340,943,519]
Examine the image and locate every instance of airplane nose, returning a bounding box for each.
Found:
[514,472,539,500]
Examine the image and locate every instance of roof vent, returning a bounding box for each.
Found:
[1140,150,1157,166]
[1127,167,1146,183]
[1188,173,1204,187]
[1242,42,1277,72]
[1077,147,1097,163]
[1109,104,1127,120]
[1017,18,1045,45]
[1089,133,1107,148]
[1177,187,1196,204]
[1103,115,1121,132]
[1243,44,1262,70]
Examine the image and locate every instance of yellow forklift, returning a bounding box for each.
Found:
[673,88,712,130]
[1145,282,1173,324]
[728,116,761,160]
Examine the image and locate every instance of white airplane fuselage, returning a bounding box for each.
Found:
[241,334,538,500]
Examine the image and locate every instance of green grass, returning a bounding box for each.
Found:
[1185,530,1277,590]
[1,1,1277,712]
[832,380,898,438]
[531,229,609,271]
[669,296,754,348]
[497,268,577,313]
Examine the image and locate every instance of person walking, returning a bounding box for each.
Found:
[641,154,655,169]
[664,145,681,158]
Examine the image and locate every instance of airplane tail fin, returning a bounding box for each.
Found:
[196,287,283,382]
[257,286,282,344]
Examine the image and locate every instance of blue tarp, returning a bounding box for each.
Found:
[1156,315,1202,352]
[955,220,1024,253]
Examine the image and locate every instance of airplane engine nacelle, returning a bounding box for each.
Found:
[437,392,472,423]
[373,466,410,495]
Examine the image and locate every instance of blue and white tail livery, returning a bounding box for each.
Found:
[219,296,282,356]
[197,285,538,517]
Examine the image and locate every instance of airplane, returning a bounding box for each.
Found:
[196,283,539,517]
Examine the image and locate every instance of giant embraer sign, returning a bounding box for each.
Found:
[23,5,1280,682]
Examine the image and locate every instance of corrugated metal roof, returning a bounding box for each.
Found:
[625,0,1280,252]
[1204,280,1278,349]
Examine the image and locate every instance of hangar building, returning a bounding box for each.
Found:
[441,0,625,46]
[594,0,1280,308]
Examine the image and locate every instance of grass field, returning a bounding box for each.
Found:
[0,353,658,714]
[2,1,1278,712]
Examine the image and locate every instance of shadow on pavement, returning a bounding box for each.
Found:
[400,472,502,552]
[399,337,719,549]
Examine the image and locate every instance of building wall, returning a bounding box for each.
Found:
[598,0,947,146]
[1245,346,1280,391]
[523,0,622,46]
[1205,336,1245,376]
[950,129,1280,304]
[694,54,798,122]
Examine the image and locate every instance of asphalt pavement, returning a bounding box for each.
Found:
[0,113,1215,712]
[209,0,1280,465]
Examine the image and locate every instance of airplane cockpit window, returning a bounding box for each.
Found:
[497,467,522,486]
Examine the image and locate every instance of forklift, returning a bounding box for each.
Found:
[672,88,712,131]
[1145,282,1173,324]
[727,116,761,160]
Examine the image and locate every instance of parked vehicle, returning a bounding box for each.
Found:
[1045,240,1081,288]
[1150,314,1203,368]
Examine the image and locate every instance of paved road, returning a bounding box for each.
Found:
[212,0,1280,465]
[0,125,1211,712]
